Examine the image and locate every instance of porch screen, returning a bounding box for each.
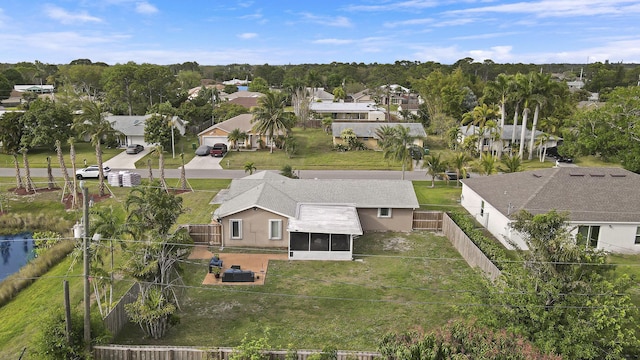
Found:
[290,232,309,250]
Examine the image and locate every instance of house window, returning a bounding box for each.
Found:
[635,227,640,244]
[290,232,309,251]
[577,225,600,248]
[310,233,330,251]
[269,219,282,240]
[230,219,242,239]
[330,234,350,251]
[480,201,485,216]
[378,208,392,218]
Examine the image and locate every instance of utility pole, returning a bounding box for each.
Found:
[81,181,91,354]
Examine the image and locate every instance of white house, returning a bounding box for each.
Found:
[310,102,385,122]
[460,167,640,254]
[106,114,187,147]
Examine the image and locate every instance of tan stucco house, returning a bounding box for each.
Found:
[198,113,278,149]
[212,171,419,260]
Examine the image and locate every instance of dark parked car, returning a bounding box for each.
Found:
[546,146,572,162]
[409,145,424,160]
[444,171,470,181]
[195,144,212,156]
[210,143,228,157]
[125,144,144,154]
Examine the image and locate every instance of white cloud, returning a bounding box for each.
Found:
[298,12,353,27]
[135,2,158,15]
[384,18,433,28]
[313,38,354,45]
[44,5,102,24]
[238,32,257,39]
[452,32,520,40]
[344,1,439,12]
[446,0,640,18]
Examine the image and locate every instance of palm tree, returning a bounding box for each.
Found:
[424,153,447,188]
[536,133,551,162]
[461,103,499,158]
[46,157,54,189]
[21,148,35,192]
[147,158,154,183]
[527,73,555,160]
[500,154,523,173]
[251,91,294,153]
[478,153,498,175]
[154,145,168,192]
[321,117,333,134]
[483,74,514,158]
[179,153,188,191]
[381,125,418,180]
[375,124,397,150]
[12,153,22,190]
[227,128,247,150]
[515,73,535,159]
[244,161,256,175]
[450,152,470,187]
[68,137,79,209]
[73,101,116,197]
[55,140,73,202]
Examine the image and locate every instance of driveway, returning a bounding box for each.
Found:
[182,154,223,170]
[103,148,150,169]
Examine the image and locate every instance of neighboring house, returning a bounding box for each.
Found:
[459,125,561,155]
[331,122,426,150]
[106,114,187,147]
[198,113,279,149]
[347,90,372,103]
[310,102,385,122]
[14,84,55,93]
[308,87,334,102]
[219,91,264,102]
[460,167,640,254]
[212,171,420,260]
[228,96,260,109]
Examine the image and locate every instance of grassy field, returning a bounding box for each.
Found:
[113,231,486,350]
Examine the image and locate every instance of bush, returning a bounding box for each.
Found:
[30,306,109,359]
[447,211,510,269]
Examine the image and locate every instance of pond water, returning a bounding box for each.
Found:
[0,233,35,282]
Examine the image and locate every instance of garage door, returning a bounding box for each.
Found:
[202,136,228,147]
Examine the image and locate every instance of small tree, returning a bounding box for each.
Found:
[423,153,447,188]
[244,162,257,175]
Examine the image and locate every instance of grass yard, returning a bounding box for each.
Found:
[413,181,463,210]
[113,231,486,350]
[221,128,404,171]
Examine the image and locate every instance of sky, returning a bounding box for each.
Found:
[1,0,640,66]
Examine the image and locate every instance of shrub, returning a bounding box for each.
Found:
[447,211,510,269]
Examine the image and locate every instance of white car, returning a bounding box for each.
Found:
[75,165,111,180]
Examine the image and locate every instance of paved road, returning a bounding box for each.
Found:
[0,167,430,180]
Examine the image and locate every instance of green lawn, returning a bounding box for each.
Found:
[113,231,486,350]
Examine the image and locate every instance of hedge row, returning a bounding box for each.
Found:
[447,211,511,269]
[0,239,76,307]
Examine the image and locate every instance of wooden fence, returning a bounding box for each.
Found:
[93,345,381,360]
[441,212,501,281]
[103,283,140,337]
[412,210,443,231]
[182,224,222,245]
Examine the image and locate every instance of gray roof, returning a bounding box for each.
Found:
[106,114,184,137]
[331,122,426,138]
[461,167,640,222]
[310,102,383,112]
[214,171,419,219]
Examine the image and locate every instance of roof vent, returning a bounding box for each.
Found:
[589,174,605,177]
[569,173,584,177]
[532,174,542,178]
[610,174,627,178]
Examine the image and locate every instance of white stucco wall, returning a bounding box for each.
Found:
[569,222,640,254]
[461,185,527,250]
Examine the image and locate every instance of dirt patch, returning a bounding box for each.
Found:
[10,187,60,195]
[382,236,412,252]
[189,245,288,286]
[61,192,112,210]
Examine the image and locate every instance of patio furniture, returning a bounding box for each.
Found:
[208,256,223,273]
[222,268,255,282]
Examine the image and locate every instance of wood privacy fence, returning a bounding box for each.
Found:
[181,224,222,245]
[441,212,501,281]
[103,283,140,337]
[93,346,381,360]
[412,210,443,231]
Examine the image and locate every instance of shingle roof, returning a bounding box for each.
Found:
[214,172,419,219]
[331,122,426,138]
[310,102,383,112]
[197,114,254,136]
[461,167,640,222]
